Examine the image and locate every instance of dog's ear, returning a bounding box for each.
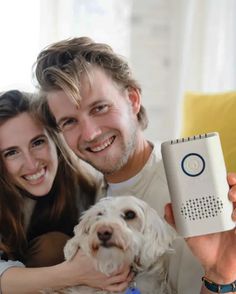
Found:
[139,204,176,268]
[63,212,92,260]
[63,223,82,261]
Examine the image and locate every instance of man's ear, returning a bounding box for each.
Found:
[127,87,141,114]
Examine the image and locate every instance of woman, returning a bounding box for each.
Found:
[0,90,131,293]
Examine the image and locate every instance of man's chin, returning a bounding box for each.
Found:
[90,162,120,175]
[84,155,128,175]
[94,165,118,175]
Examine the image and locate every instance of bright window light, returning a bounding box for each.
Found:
[0,0,40,91]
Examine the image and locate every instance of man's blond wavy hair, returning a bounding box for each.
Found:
[34,36,148,130]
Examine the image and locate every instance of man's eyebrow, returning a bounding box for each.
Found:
[88,99,108,108]
[57,99,108,125]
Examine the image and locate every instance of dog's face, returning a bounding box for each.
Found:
[64,196,174,275]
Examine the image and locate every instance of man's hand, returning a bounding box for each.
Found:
[165,173,236,284]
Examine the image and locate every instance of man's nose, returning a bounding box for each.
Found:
[80,118,102,142]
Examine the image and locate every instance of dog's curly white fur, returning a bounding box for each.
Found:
[47,196,176,294]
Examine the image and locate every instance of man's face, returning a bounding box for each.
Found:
[47,67,141,179]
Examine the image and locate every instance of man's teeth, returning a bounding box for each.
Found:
[24,169,45,181]
[90,137,114,152]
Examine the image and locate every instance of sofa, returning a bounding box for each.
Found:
[180,91,236,173]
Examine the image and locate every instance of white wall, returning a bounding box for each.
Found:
[129,0,183,141]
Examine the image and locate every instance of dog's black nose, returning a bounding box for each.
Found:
[97,226,113,242]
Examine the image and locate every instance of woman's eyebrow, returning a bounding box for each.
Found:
[30,134,47,143]
[0,134,47,153]
[0,146,18,154]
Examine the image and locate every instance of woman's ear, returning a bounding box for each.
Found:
[127,87,141,115]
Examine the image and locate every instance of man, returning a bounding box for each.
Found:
[34,37,236,294]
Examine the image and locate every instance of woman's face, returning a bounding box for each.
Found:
[0,112,58,196]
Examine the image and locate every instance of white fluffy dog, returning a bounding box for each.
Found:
[48,196,175,294]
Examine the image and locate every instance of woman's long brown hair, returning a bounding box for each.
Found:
[0,90,96,261]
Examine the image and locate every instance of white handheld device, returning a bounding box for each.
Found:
[161,132,235,237]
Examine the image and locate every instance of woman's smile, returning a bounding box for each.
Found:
[22,167,47,183]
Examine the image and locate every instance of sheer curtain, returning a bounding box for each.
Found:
[169,0,236,137]
[180,0,236,93]
[39,0,132,57]
[165,0,236,136]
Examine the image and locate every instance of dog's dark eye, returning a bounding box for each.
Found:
[97,212,103,216]
[123,210,136,220]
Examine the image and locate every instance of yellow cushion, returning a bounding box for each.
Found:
[180,91,236,172]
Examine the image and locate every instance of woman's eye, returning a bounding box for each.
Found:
[3,149,19,159]
[32,138,45,147]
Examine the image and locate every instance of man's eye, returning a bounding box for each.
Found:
[60,118,78,130]
[92,104,109,114]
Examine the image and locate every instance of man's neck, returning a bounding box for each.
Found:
[105,139,153,183]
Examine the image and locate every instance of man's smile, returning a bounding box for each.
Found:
[86,136,116,153]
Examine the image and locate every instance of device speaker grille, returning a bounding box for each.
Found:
[180,196,223,221]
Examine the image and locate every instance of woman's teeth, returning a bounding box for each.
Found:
[24,168,45,181]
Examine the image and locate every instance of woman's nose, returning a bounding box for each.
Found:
[23,152,38,170]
